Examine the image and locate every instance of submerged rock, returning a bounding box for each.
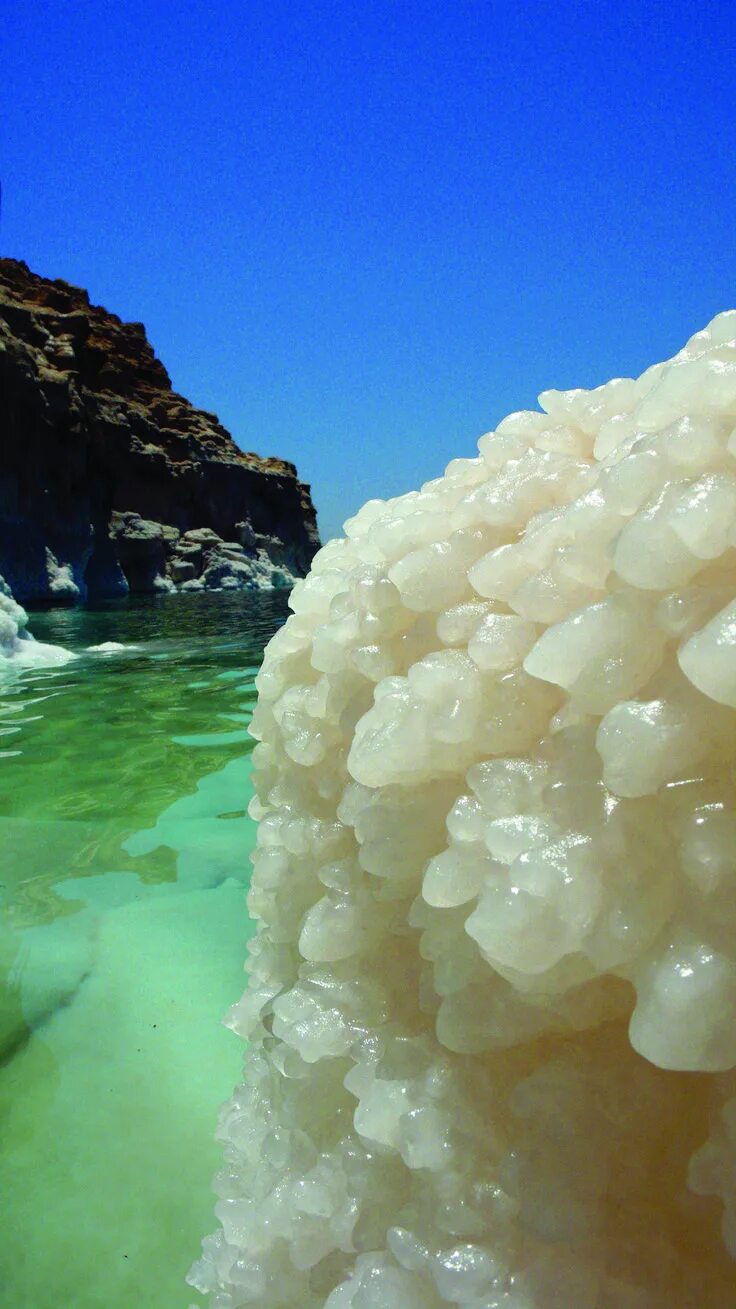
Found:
[191,312,736,1307]
[0,259,320,604]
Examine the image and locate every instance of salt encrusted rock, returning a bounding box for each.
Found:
[191,313,736,1308]
[0,572,73,667]
[110,512,173,594]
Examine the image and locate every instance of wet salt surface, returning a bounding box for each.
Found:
[0,592,288,1309]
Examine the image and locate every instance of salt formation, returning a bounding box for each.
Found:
[190,314,736,1307]
[0,573,73,667]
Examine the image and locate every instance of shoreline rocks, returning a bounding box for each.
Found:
[0,259,320,605]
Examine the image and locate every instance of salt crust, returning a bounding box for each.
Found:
[190,315,736,1307]
[0,573,74,668]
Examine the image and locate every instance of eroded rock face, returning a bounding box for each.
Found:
[191,313,736,1308]
[0,259,319,604]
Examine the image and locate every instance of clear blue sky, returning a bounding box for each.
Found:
[2,1,735,541]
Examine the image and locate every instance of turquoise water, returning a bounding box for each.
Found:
[0,593,289,1309]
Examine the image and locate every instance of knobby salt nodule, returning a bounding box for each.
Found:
[190,312,736,1308]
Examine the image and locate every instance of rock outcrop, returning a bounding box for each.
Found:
[0,259,320,604]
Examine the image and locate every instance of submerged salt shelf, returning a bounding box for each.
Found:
[0,593,288,1309]
[191,315,736,1307]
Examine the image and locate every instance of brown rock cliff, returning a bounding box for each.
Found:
[0,258,320,603]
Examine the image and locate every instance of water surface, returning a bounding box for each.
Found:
[0,592,288,1309]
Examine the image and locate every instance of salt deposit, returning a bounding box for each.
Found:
[191,313,736,1307]
[0,573,74,668]
[85,641,141,653]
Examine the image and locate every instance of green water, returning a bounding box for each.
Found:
[0,592,289,1309]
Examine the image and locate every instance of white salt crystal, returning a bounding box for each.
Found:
[192,311,736,1309]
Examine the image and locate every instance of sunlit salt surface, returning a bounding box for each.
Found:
[0,592,288,1309]
[192,314,736,1308]
[0,572,75,668]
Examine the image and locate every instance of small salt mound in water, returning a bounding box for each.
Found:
[191,312,736,1308]
[0,574,74,668]
[86,642,140,653]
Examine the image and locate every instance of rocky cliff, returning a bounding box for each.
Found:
[0,259,320,604]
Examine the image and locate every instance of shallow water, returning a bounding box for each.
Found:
[0,592,289,1309]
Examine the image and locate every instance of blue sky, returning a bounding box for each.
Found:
[2,1,735,541]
